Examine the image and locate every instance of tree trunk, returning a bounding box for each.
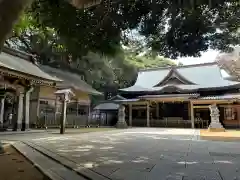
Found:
[0,0,33,50]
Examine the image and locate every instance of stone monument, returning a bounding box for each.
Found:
[208,103,225,132]
[116,105,128,128]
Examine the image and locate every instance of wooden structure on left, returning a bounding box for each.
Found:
[0,47,102,130]
[0,47,60,131]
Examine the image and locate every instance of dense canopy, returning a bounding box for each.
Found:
[30,0,240,58]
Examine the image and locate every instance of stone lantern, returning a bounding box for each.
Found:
[116,104,128,128]
[55,89,75,134]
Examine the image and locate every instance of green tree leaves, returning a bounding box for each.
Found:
[30,0,240,58]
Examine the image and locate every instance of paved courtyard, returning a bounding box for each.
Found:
[1,128,240,180]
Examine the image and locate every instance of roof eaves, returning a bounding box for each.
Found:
[0,66,61,85]
[40,65,102,95]
[195,93,240,100]
[139,93,200,99]
[139,62,217,72]
[109,95,126,100]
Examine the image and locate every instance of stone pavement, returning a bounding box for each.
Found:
[1,128,240,180]
[12,141,87,180]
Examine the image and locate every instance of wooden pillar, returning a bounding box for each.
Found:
[22,92,30,130]
[87,104,90,126]
[76,102,79,116]
[237,105,240,127]
[13,92,24,131]
[60,97,67,134]
[74,101,78,128]
[0,97,5,126]
[129,104,132,126]
[190,101,194,128]
[54,96,58,125]
[22,87,34,131]
[146,102,150,127]
[156,102,159,119]
[188,102,191,119]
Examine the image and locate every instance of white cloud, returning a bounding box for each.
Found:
[174,49,231,78]
[176,49,219,65]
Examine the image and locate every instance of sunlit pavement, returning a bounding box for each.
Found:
[1,128,240,180]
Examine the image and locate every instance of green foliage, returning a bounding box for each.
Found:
[29,0,240,58]
[8,12,179,91]
[8,10,179,94]
[125,51,176,69]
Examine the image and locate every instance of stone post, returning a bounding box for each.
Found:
[116,104,128,128]
[13,92,24,131]
[208,103,225,132]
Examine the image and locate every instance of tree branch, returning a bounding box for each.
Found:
[0,0,33,51]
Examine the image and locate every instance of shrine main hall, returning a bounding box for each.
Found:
[117,62,240,129]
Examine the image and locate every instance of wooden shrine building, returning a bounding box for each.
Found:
[33,65,102,128]
[0,47,102,130]
[119,63,240,129]
[0,47,60,131]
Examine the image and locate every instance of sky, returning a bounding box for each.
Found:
[176,49,219,65]
[176,49,231,77]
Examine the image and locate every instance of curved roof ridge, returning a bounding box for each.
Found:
[139,62,217,72]
[154,67,196,86]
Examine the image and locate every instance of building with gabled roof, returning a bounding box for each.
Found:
[118,62,240,129]
[0,47,102,130]
[0,47,61,131]
[30,64,102,129]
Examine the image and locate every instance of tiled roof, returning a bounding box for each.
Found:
[120,62,240,92]
[94,103,119,110]
[109,95,126,100]
[114,98,141,103]
[0,48,60,82]
[196,94,240,100]
[139,93,199,99]
[40,65,102,95]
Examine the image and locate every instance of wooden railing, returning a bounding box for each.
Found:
[150,118,192,128]
[131,117,210,128]
[37,113,89,128]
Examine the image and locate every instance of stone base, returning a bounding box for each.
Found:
[21,123,30,131]
[12,123,22,131]
[208,128,225,132]
[0,143,10,154]
[116,121,128,129]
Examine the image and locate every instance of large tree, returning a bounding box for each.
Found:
[216,47,240,80]
[0,0,101,50]
[30,0,240,58]
[1,0,240,58]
